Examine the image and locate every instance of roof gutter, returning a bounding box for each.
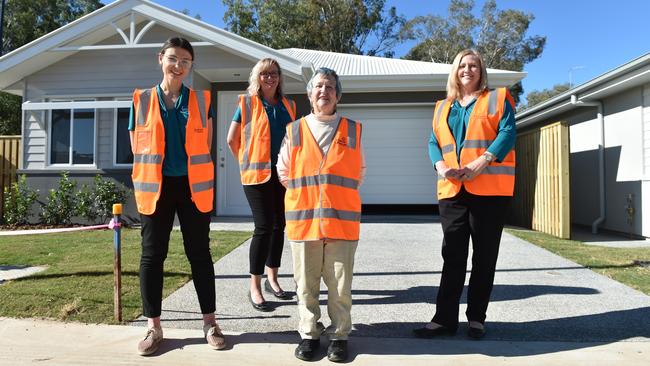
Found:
[570,95,605,234]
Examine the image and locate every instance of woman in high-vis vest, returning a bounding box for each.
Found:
[413,49,516,340]
[277,68,366,363]
[226,58,297,312]
[129,37,225,355]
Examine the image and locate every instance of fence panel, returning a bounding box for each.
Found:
[511,122,570,238]
[0,136,21,220]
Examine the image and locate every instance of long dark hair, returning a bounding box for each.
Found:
[159,37,194,60]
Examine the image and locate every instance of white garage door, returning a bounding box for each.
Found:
[338,105,438,204]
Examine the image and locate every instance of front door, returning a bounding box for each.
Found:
[216,91,251,216]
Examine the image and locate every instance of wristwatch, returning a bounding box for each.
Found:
[482,152,495,163]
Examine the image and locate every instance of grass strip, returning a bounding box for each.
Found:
[506,228,650,296]
[0,229,251,324]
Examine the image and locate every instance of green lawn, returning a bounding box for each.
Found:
[0,229,251,324]
[506,228,650,296]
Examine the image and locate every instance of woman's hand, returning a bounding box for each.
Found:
[435,161,462,180]
[458,156,489,181]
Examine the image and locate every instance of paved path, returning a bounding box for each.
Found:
[2,217,649,365]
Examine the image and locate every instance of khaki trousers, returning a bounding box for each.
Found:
[291,240,358,340]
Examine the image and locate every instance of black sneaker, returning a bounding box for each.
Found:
[327,340,348,363]
[294,339,320,361]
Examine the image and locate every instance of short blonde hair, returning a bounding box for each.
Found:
[446,49,488,101]
[247,58,284,98]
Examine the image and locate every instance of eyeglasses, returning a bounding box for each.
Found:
[164,55,193,69]
[260,71,279,79]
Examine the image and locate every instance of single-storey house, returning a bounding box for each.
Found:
[0,0,524,220]
[516,52,650,238]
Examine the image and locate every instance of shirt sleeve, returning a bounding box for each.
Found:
[128,102,136,131]
[231,106,242,123]
[428,131,443,167]
[208,103,215,120]
[486,101,516,162]
[276,132,291,185]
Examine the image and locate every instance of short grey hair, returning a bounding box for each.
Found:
[306,67,342,99]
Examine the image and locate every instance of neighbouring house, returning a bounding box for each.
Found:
[516,52,650,238]
[0,0,524,221]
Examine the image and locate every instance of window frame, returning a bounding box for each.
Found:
[112,97,134,168]
[47,98,98,168]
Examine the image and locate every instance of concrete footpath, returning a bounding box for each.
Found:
[2,216,650,365]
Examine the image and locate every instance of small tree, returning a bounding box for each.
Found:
[2,174,38,227]
[40,172,77,226]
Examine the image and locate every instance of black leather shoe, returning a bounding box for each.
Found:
[294,339,320,361]
[467,326,486,339]
[412,325,456,338]
[249,292,272,312]
[327,340,348,363]
[264,279,293,300]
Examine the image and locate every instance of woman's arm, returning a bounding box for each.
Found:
[226,121,241,159]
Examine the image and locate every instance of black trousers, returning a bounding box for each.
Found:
[243,169,286,275]
[432,187,511,330]
[139,176,215,318]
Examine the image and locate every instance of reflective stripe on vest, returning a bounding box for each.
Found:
[238,94,296,184]
[432,88,515,199]
[284,117,362,241]
[132,87,214,214]
[285,208,361,222]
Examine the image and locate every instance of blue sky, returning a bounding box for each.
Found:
[103,0,650,99]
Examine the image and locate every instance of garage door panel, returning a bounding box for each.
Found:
[339,105,438,204]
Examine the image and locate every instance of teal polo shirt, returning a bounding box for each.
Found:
[428,98,516,165]
[232,97,294,167]
[129,84,214,176]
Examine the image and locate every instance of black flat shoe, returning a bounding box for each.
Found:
[264,279,293,300]
[249,292,272,312]
[295,339,320,361]
[413,325,456,338]
[467,326,486,339]
[327,340,348,363]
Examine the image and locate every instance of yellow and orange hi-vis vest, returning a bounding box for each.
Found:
[284,117,362,241]
[131,87,214,215]
[238,94,296,185]
[432,87,516,200]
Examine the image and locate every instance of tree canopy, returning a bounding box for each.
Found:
[222,0,405,57]
[0,0,103,135]
[400,0,545,104]
[521,82,570,111]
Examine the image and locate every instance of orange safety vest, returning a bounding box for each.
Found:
[238,94,297,185]
[284,117,362,241]
[131,87,214,215]
[432,87,516,199]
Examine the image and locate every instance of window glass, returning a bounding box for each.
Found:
[51,109,71,164]
[72,109,95,164]
[115,108,133,164]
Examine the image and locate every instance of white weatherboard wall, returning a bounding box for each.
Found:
[337,105,437,205]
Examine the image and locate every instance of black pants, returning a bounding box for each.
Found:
[432,187,511,331]
[139,176,215,318]
[243,169,286,275]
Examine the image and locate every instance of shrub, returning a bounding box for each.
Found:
[40,171,77,226]
[2,174,39,226]
[75,184,98,223]
[75,175,129,224]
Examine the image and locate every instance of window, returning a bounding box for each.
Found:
[49,101,96,166]
[114,106,133,165]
